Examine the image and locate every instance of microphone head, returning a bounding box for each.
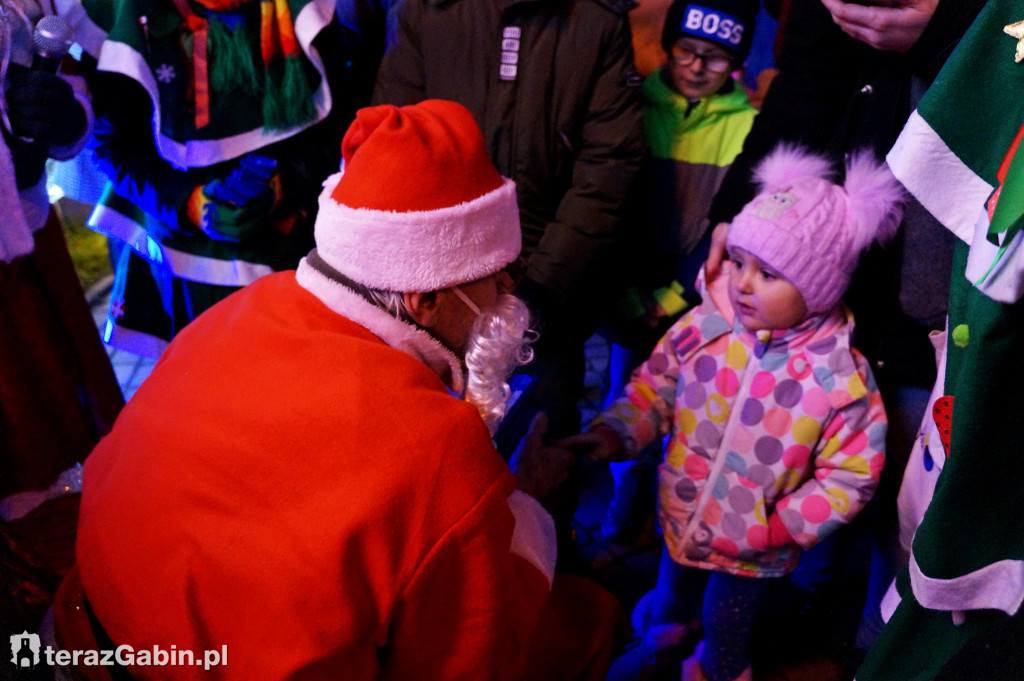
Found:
[33,15,74,60]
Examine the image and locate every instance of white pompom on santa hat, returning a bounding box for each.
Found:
[314,99,521,292]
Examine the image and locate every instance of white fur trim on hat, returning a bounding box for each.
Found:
[314,173,521,292]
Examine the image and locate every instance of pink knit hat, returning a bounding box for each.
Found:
[727,145,904,314]
[314,100,521,292]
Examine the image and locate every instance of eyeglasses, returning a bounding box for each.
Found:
[670,46,733,74]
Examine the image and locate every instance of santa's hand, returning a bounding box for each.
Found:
[819,0,939,53]
[558,425,624,463]
[510,413,577,500]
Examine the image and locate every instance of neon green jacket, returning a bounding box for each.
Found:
[643,69,756,258]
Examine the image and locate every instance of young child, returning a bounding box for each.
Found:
[575,145,903,681]
[604,0,759,542]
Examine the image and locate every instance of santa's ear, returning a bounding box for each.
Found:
[404,291,440,328]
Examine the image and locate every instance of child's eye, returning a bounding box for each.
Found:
[760,269,777,281]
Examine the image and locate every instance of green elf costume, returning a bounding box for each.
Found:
[857,0,1024,678]
[68,0,366,356]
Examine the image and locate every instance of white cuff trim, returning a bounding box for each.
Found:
[910,553,1024,616]
[507,490,556,588]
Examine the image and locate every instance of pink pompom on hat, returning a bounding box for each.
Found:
[727,144,905,314]
[314,99,521,292]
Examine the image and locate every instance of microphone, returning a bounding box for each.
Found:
[32,15,74,72]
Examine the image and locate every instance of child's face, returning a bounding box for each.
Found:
[667,37,735,100]
[727,247,809,332]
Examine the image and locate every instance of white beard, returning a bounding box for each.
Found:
[464,294,536,434]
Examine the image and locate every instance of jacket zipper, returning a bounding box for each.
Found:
[677,335,763,551]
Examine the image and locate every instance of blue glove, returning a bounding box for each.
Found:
[185,154,282,242]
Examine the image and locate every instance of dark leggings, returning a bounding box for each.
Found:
[650,547,778,681]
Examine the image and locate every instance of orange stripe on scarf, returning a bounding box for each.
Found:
[173,0,211,128]
[261,0,298,63]
[174,0,302,129]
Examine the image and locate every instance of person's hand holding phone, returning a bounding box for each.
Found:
[819,0,940,53]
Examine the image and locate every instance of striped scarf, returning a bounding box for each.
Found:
[172,0,315,131]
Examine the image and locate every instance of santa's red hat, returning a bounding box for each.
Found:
[314,100,521,292]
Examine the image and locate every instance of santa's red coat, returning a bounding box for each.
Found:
[77,268,552,680]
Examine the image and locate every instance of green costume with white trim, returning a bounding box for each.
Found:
[858,0,1024,677]
[72,0,362,356]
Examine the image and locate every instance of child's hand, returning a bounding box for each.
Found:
[558,426,624,462]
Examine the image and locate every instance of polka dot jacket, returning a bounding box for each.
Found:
[597,276,887,578]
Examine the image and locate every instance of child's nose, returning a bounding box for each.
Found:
[736,269,754,293]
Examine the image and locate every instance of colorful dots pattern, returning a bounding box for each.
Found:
[819,436,841,460]
[747,524,768,550]
[694,355,718,382]
[684,381,707,410]
[666,441,687,468]
[800,495,831,524]
[722,511,748,539]
[705,394,730,424]
[740,398,764,426]
[696,420,723,449]
[683,453,709,481]
[826,487,850,513]
[813,366,835,392]
[702,497,723,525]
[774,378,803,407]
[839,455,869,476]
[749,371,776,399]
[783,444,811,469]
[786,355,812,381]
[648,351,671,374]
[867,421,887,453]
[701,315,732,340]
[723,450,747,477]
[727,485,756,514]
[754,436,782,465]
[671,325,703,357]
[675,476,699,502]
[759,351,788,371]
[602,304,886,577]
[678,408,697,435]
[806,336,837,355]
[727,340,748,369]
[762,407,793,438]
[715,367,740,397]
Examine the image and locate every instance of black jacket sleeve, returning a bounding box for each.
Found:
[525,11,645,307]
